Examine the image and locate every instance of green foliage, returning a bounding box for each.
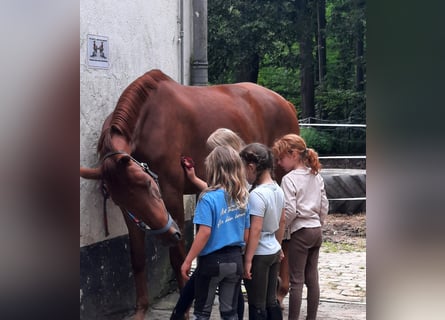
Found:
[330,126,366,155]
[208,0,285,83]
[258,66,300,110]
[208,0,366,155]
[326,0,366,90]
[315,88,365,122]
[301,124,366,156]
[300,127,333,155]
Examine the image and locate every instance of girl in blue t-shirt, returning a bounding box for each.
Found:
[180,146,250,320]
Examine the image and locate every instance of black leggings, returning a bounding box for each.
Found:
[244,251,281,310]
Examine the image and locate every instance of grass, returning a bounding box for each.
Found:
[322,240,365,253]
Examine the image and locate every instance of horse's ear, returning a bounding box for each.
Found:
[80,167,102,180]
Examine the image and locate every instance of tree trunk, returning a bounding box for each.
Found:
[317,0,327,87]
[234,53,260,83]
[355,0,365,91]
[300,36,315,119]
[295,0,315,119]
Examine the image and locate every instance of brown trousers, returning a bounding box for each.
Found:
[287,227,322,320]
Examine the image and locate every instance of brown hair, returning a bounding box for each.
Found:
[272,134,321,174]
[239,142,274,191]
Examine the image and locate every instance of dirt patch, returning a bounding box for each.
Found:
[322,213,366,250]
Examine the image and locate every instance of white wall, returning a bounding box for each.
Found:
[80,0,193,247]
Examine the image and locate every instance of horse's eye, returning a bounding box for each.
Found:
[118,156,131,166]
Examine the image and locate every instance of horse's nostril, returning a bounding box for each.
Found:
[174,232,182,241]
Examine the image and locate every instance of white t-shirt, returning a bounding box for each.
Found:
[248,182,285,255]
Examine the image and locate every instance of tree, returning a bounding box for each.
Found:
[316,0,327,87]
[208,0,366,125]
[208,0,283,83]
[294,0,316,118]
[354,0,366,91]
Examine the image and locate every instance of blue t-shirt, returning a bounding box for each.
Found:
[193,189,250,256]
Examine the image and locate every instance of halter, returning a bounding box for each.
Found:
[101,151,176,237]
[102,151,159,187]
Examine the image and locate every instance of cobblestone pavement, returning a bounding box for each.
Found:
[126,248,366,320]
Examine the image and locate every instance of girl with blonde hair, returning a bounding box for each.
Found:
[180,146,250,320]
[172,128,247,320]
[183,128,245,191]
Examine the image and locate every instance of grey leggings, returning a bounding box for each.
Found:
[193,246,243,320]
[288,227,322,320]
[244,251,281,310]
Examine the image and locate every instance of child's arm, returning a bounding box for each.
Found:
[181,156,208,191]
[319,186,329,226]
[275,208,286,245]
[244,227,250,244]
[281,177,297,223]
[243,216,263,279]
[275,208,286,261]
[185,166,208,191]
[180,225,211,280]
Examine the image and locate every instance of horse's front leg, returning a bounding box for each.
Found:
[164,195,187,289]
[169,240,186,289]
[122,209,149,320]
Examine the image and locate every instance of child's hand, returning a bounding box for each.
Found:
[181,156,195,169]
[184,166,197,181]
[181,260,192,281]
[279,249,285,262]
[243,261,252,279]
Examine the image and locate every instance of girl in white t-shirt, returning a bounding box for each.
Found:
[239,143,286,320]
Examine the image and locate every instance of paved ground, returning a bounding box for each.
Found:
[125,248,366,319]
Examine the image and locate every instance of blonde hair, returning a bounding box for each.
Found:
[206,128,245,152]
[272,134,322,175]
[201,146,249,209]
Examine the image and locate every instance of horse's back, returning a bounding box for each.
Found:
[130,71,299,191]
[153,79,299,142]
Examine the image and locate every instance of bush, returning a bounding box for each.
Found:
[300,127,333,155]
[315,88,365,123]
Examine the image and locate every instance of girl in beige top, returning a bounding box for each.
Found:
[273,134,328,320]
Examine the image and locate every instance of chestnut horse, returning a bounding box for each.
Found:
[80,69,299,319]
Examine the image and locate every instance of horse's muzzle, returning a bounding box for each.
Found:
[159,220,182,247]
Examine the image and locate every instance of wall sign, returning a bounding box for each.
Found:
[87,34,109,69]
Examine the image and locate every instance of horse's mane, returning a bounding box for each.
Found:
[97,69,172,156]
[112,69,171,140]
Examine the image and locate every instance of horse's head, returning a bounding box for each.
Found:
[80,152,182,246]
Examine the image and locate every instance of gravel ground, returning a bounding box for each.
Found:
[126,213,367,320]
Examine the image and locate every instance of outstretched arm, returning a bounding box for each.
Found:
[184,166,208,191]
[180,225,211,280]
[80,166,101,179]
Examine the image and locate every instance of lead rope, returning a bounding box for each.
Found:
[102,182,110,237]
